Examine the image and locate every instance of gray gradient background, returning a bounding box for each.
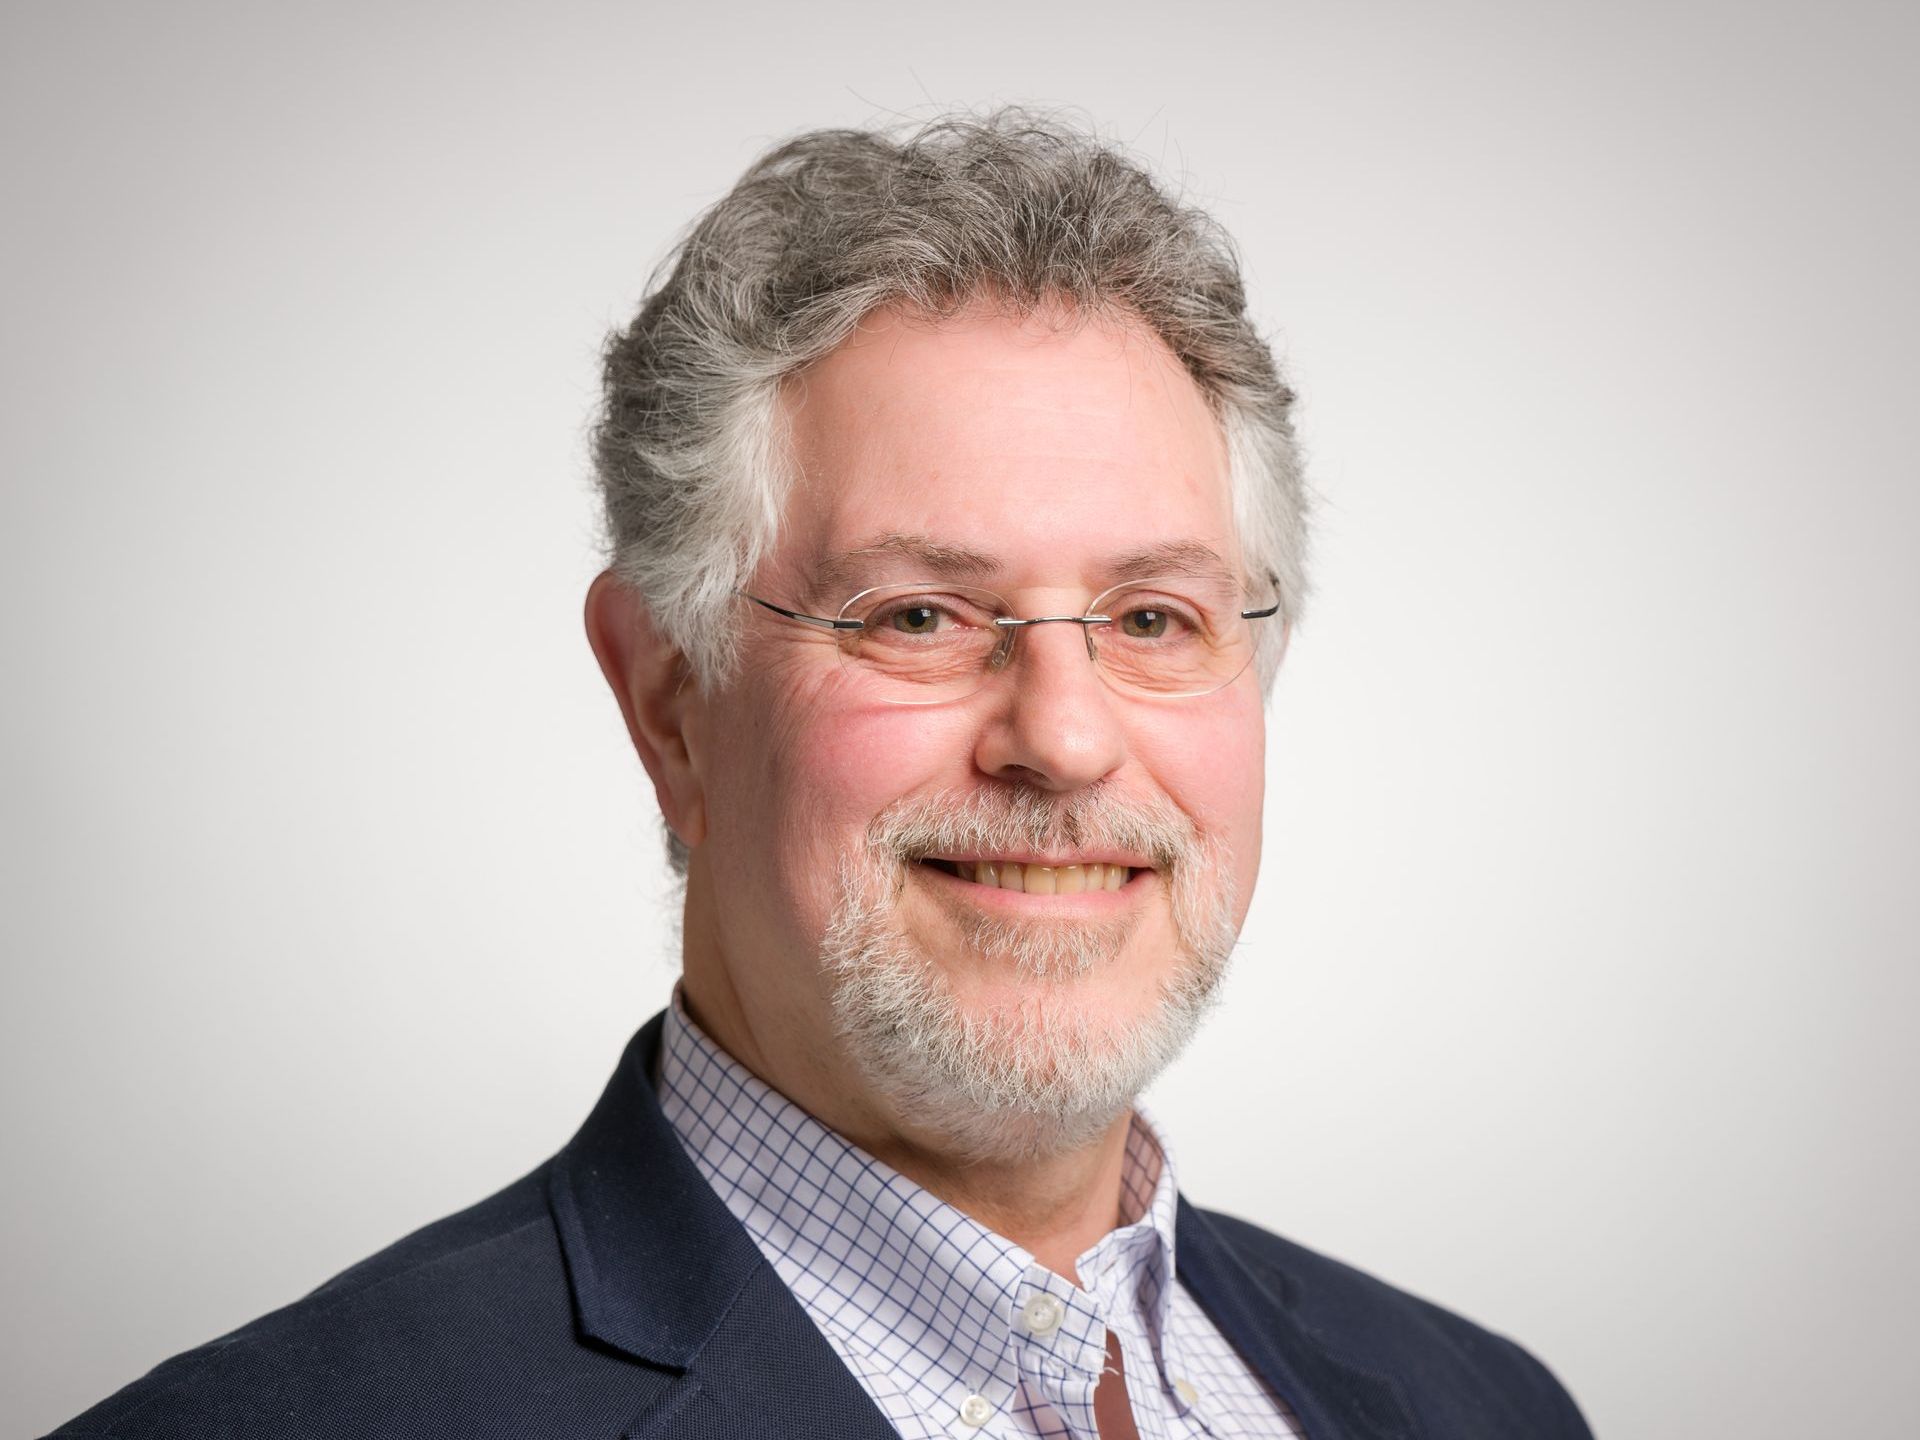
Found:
[4,2,1915,1436]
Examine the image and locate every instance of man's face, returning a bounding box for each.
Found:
[681,302,1267,1158]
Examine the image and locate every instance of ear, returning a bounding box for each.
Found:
[584,570,708,852]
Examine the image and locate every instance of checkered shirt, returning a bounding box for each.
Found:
[657,996,1308,1439]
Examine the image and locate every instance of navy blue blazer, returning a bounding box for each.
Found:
[48,1014,1592,1439]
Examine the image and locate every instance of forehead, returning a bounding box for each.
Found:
[776,302,1238,596]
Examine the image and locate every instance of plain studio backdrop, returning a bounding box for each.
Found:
[4,2,1915,1435]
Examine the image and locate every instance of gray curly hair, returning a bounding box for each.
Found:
[592,110,1310,695]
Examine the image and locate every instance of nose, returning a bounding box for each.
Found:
[972,619,1128,791]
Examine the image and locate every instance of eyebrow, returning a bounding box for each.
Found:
[809,532,1241,598]
[812,533,1002,596]
[1102,539,1239,586]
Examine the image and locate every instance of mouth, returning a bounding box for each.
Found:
[916,857,1144,895]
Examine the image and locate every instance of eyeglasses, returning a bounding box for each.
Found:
[741,577,1282,704]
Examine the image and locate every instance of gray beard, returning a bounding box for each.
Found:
[821,785,1241,1165]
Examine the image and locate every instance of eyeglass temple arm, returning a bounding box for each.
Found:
[995,608,1281,627]
[742,593,866,631]
[1241,574,1285,621]
[994,573,1286,628]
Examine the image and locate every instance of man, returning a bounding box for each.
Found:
[47,113,1591,1439]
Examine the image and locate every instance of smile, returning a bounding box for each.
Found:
[918,858,1137,894]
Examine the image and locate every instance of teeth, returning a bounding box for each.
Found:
[939,860,1133,892]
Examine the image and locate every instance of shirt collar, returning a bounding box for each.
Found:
[655,990,1192,1403]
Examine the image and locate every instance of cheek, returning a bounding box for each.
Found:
[781,699,982,833]
[1130,687,1266,898]
[702,666,976,928]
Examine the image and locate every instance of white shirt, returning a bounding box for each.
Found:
[656,995,1308,1439]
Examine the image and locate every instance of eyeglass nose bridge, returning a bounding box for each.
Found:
[986,612,1113,671]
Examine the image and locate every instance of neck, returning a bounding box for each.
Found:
[859,1113,1136,1283]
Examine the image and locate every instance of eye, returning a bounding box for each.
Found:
[891,604,943,634]
[1119,607,1171,639]
[861,593,996,637]
[1102,589,1212,645]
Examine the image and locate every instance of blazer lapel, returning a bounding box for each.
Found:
[1176,1198,1420,1440]
[627,1264,904,1440]
[548,1015,897,1440]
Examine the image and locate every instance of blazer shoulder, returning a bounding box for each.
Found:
[41,1162,655,1440]
[1189,1205,1593,1439]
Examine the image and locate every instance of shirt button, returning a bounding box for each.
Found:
[1020,1292,1066,1336]
[958,1394,994,1427]
[1174,1377,1200,1405]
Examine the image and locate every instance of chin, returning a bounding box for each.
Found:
[820,839,1241,1165]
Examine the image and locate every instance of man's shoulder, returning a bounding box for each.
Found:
[1185,1204,1592,1439]
[42,1164,653,1440]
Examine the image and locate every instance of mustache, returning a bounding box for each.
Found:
[862,784,1202,872]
